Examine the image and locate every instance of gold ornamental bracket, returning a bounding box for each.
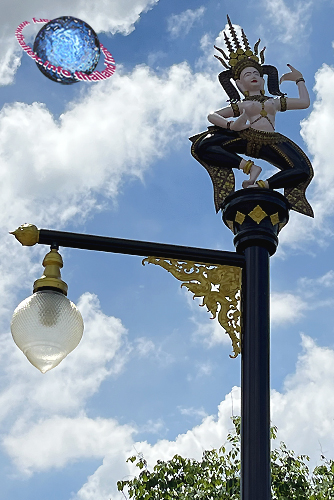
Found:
[143,256,242,358]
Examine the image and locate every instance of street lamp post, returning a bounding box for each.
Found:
[222,188,290,500]
[11,187,290,500]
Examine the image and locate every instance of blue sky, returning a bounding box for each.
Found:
[1,0,334,499]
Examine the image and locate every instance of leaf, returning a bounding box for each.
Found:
[119,417,334,499]
[117,481,125,491]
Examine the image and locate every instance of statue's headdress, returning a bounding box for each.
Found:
[215,15,265,80]
[215,16,284,101]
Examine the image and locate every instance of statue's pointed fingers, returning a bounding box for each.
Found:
[287,63,297,72]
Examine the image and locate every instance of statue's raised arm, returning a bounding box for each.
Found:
[190,16,314,218]
[280,64,310,109]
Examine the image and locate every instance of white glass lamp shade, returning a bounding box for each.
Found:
[11,290,84,373]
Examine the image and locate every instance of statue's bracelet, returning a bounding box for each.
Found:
[295,77,305,84]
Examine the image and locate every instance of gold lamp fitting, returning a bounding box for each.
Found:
[33,249,68,295]
[10,224,39,246]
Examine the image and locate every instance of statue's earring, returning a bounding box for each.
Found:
[244,90,249,97]
[260,89,265,95]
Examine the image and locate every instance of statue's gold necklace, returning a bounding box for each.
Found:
[244,95,275,130]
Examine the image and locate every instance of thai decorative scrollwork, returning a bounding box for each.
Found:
[142,257,242,358]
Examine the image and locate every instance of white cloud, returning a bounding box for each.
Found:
[278,211,319,250]
[0,38,22,86]
[179,406,208,419]
[301,64,334,221]
[278,62,334,247]
[133,337,174,366]
[3,415,135,474]
[135,337,155,356]
[192,314,236,348]
[0,63,219,231]
[270,269,334,325]
[262,0,312,43]
[272,334,334,460]
[314,269,334,287]
[147,50,167,67]
[196,361,213,377]
[298,270,334,299]
[76,389,240,500]
[4,335,334,500]
[270,292,307,325]
[167,7,206,39]
[137,418,166,435]
[75,0,159,34]
[4,0,159,37]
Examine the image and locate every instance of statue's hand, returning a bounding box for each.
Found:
[280,64,303,84]
[230,110,250,131]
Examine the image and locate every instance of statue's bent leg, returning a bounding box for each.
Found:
[195,133,243,170]
[195,131,261,185]
[267,169,309,189]
[256,139,313,216]
[260,141,311,190]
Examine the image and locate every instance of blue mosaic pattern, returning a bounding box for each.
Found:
[33,16,100,84]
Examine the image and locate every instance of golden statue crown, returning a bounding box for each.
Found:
[214,15,266,80]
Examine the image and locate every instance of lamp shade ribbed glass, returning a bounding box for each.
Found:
[11,290,84,373]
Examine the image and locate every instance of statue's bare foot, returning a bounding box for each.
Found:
[246,179,269,188]
[242,164,262,188]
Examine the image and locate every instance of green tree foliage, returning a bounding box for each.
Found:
[117,417,334,499]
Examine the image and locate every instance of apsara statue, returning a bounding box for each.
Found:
[190,16,313,217]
